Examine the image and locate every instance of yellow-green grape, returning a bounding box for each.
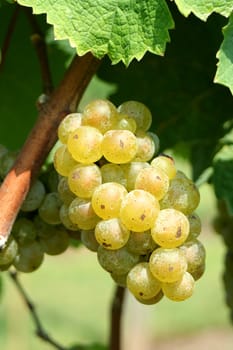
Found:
[34,215,55,239]
[187,213,202,240]
[81,229,99,252]
[160,171,200,215]
[135,290,164,305]
[147,132,160,155]
[57,177,76,205]
[111,271,128,287]
[59,204,80,231]
[121,161,150,191]
[134,166,169,200]
[82,99,118,133]
[53,144,78,177]
[13,241,44,273]
[113,114,137,133]
[39,227,70,255]
[12,218,37,245]
[91,182,127,219]
[21,180,46,212]
[95,218,130,250]
[97,245,140,275]
[39,192,62,225]
[149,247,187,283]
[151,154,177,180]
[69,197,100,230]
[0,239,18,266]
[120,190,160,232]
[151,209,190,248]
[179,239,206,280]
[134,130,155,162]
[102,130,138,164]
[67,126,103,164]
[127,262,161,300]
[162,271,195,301]
[68,164,102,198]
[100,163,127,187]
[117,101,152,131]
[58,112,82,144]
[126,230,157,255]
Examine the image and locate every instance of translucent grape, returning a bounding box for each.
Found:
[81,229,99,252]
[40,227,70,255]
[21,180,46,212]
[13,241,44,273]
[12,218,37,245]
[147,132,160,155]
[151,209,190,248]
[134,130,155,162]
[91,182,127,219]
[95,218,130,249]
[126,230,157,255]
[67,126,103,164]
[113,114,137,133]
[38,192,62,225]
[120,189,160,232]
[57,177,76,205]
[162,271,195,301]
[134,166,169,200]
[179,239,206,280]
[135,290,164,305]
[127,262,161,300]
[151,154,177,180]
[149,247,187,283]
[82,99,118,133]
[58,112,82,144]
[0,239,18,266]
[68,164,102,198]
[100,163,127,187]
[102,130,137,164]
[97,245,140,275]
[59,204,80,231]
[121,161,150,191]
[53,144,77,177]
[187,212,202,240]
[117,101,152,131]
[69,197,100,230]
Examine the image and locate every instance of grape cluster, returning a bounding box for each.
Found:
[53,99,206,304]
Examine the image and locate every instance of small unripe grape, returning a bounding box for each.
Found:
[12,218,37,245]
[39,192,62,225]
[58,113,82,144]
[81,229,99,252]
[21,180,46,212]
[162,271,195,301]
[95,218,130,250]
[40,227,70,255]
[53,144,78,177]
[117,101,152,131]
[0,239,18,266]
[14,241,44,273]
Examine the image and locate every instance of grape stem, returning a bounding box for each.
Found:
[110,286,125,350]
[9,269,67,350]
[0,53,101,248]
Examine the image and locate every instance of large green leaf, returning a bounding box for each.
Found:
[17,0,174,65]
[215,14,233,94]
[174,0,233,21]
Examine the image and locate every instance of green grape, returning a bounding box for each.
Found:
[12,218,37,245]
[53,144,78,177]
[68,164,102,198]
[82,99,118,133]
[81,229,99,252]
[39,192,62,225]
[110,271,128,287]
[119,189,160,232]
[91,182,127,220]
[113,114,137,133]
[151,209,190,248]
[117,101,152,131]
[134,130,156,162]
[97,245,140,275]
[21,180,46,212]
[57,177,76,205]
[59,204,80,231]
[100,163,127,187]
[187,213,202,240]
[162,271,195,302]
[0,150,18,178]
[101,130,138,164]
[151,154,177,180]
[127,262,161,300]
[58,112,82,144]
[95,218,130,250]
[13,241,44,273]
[160,171,200,215]
[41,165,60,193]
[67,126,103,164]
[134,166,169,200]
[34,215,55,238]
[0,238,18,266]
[147,132,160,155]
[39,227,70,255]
[121,161,150,191]
[126,230,157,255]
[69,197,100,230]
[179,239,206,280]
[149,247,187,283]
[135,290,164,305]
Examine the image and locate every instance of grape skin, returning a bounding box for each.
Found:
[162,271,195,301]
[95,218,130,250]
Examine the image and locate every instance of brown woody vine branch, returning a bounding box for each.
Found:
[110,286,125,350]
[0,53,101,247]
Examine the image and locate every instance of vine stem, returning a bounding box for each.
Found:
[0,53,101,247]
[9,270,67,350]
[110,286,125,350]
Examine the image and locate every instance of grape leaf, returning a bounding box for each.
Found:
[17,0,174,65]
[174,0,233,21]
[215,14,233,94]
